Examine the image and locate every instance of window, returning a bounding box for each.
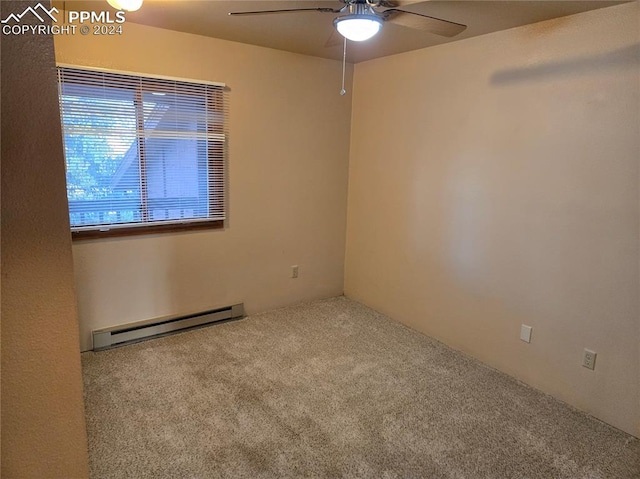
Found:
[56,66,227,238]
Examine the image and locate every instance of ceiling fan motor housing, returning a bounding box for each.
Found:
[334,1,383,41]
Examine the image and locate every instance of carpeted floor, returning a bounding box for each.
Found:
[82,296,639,478]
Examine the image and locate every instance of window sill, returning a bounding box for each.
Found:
[71,219,224,241]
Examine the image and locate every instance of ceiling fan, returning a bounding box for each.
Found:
[229,0,467,43]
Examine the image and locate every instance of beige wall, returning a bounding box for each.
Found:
[54,24,353,352]
[1,2,90,476]
[345,2,640,437]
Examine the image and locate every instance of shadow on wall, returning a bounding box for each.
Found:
[491,44,640,85]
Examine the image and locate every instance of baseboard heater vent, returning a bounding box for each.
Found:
[92,303,244,351]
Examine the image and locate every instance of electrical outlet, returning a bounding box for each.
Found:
[520,324,532,343]
[291,265,299,279]
[583,349,597,370]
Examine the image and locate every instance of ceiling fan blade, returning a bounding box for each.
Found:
[376,0,423,7]
[381,9,467,37]
[229,8,340,17]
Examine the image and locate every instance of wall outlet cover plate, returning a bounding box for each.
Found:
[520,324,532,343]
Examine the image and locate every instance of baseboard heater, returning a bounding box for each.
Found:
[92,303,244,351]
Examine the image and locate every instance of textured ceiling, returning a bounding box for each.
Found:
[60,1,627,63]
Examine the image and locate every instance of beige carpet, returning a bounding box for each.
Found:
[82,296,639,478]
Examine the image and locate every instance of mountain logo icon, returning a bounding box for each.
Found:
[1,3,59,24]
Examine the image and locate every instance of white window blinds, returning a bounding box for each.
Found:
[56,66,227,234]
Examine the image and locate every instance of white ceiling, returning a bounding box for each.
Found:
[63,1,627,63]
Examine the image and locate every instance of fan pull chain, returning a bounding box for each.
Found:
[340,37,347,96]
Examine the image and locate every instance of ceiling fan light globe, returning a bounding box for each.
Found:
[107,0,143,12]
[335,15,382,42]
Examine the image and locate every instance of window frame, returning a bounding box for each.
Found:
[56,64,227,240]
